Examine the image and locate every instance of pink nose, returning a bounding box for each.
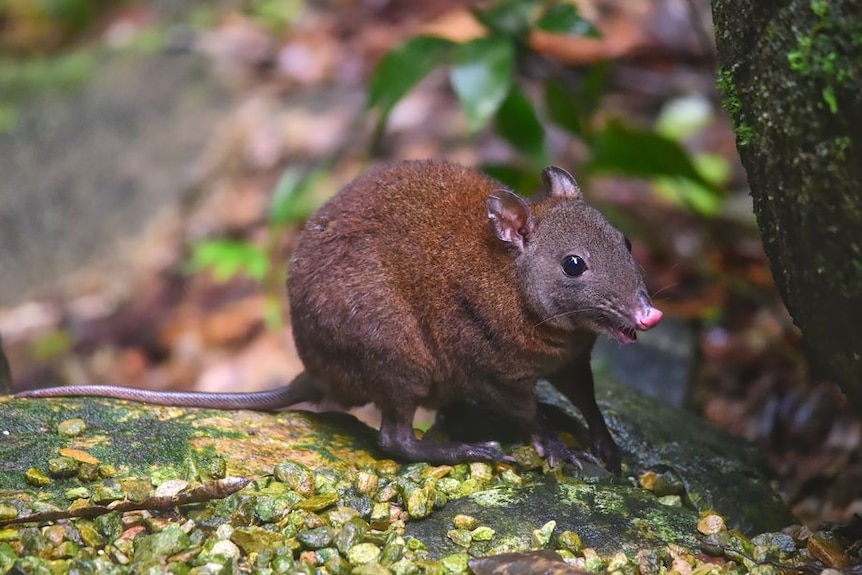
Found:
[636,306,663,330]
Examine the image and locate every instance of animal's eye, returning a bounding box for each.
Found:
[562,255,587,277]
[624,237,632,252]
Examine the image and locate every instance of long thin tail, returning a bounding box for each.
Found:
[14,372,322,411]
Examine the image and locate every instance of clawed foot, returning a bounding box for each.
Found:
[532,433,601,469]
[379,434,516,465]
[458,440,517,464]
[379,411,520,465]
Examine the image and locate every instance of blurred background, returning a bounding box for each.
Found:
[0,0,858,527]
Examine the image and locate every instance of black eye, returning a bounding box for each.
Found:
[624,237,632,252]
[562,255,587,277]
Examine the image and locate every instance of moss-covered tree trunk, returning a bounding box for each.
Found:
[712,1,862,411]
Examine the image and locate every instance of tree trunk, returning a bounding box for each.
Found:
[0,332,11,395]
[711,1,862,411]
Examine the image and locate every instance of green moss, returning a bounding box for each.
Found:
[734,123,755,147]
[0,396,234,506]
[834,135,852,157]
[786,0,862,114]
[716,68,754,147]
[592,489,626,514]
[469,487,522,508]
[716,69,740,117]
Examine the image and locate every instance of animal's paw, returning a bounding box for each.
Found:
[461,441,517,464]
[532,433,602,470]
[391,439,516,465]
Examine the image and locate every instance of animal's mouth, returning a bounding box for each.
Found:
[601,304,662,344]
[608,325,638,344]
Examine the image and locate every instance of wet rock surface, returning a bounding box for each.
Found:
[0,372,808,571]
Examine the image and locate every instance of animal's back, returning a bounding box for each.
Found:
[287,160,518,408]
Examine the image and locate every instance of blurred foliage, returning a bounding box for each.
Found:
[192,0,728,289]
[187,163,330,327]
[368,0,724,211]
[188,240,270,283]
[246,0,305,33]
[0,0,727,299]
[187,164,325,326]
[0,51,95,98]
[0,51,96,132]
[31,329,73,361]
[268,165,328,227]
[0,0,115,52]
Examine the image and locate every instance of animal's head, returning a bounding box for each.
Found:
[486,166,662,342]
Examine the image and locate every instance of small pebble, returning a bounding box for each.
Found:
[452,514,477,530]
[697,513,726,535]
[470,526,495,542]
[47,457,79,478]
[531,520,556,548]
[447,528,472,547]
[24,468,51,487]
[347,542,381,565]
[57,418,86,437]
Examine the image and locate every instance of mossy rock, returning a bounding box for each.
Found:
[0,379,800,572]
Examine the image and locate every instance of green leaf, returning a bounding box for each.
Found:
[367,35,455,115]
[544,78,584,137]
[587,120,720,194]
[32,330,73,361]
[578,61,610,121]
[653,153,729,216]
[269,165,325,226]
[263,295,284,330]
[536,3,600,37]
[543,65,609,141]
[822,85,838,114]
[471,0,542,38]
[451,36,515,133]
[39,0,96,29]
[654,178,722,216]
[655,96,712,141]
[495,84,547,165]
[188,240,271,283]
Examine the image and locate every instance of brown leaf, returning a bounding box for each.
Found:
[58,448,100,465]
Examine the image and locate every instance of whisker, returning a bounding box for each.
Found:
[532,306,603,329]
[650,282,679,299]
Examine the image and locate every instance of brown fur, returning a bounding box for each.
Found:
[287,160,660,468]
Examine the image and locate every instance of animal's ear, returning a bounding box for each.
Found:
[541,166,582,200]
[487,189,534,252]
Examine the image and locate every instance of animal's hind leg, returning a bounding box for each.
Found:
[377,403,514,464]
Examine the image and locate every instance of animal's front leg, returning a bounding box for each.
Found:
[473,381,594,469]
[546,353,621,472]
[529,407,602,470]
